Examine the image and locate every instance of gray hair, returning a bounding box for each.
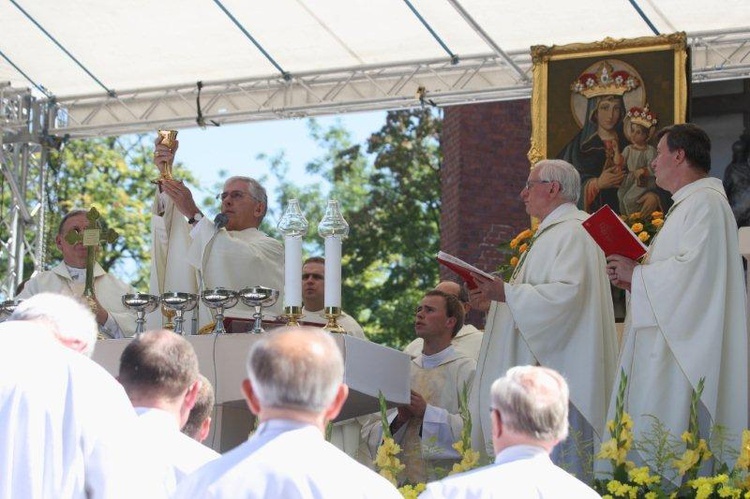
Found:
[9,292,98,357]
[246,327,343,413]
[491,365,569,442]
[57,209,89,235]
[533,159,581,204]
[225,176,268,221]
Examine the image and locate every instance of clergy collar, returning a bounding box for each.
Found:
[415,345,459,369]
[537,202,577,232]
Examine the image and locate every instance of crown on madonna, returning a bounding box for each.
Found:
[571,61,640,98]
[626,104,658,129]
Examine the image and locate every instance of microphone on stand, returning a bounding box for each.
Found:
[214,213,229,230]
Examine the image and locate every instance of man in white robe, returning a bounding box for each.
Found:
[18,209,137,338]
[0,321,168,499]
[420,366,600,499]
[148,138,284,331]
[300,256,366,338]
[404,281,483,360]
[118,330,219,488]
[605,123,748,468]
[173,327,400,499]
[469,159,618,480]
[362,290,476,484]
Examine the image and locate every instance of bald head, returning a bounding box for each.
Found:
[435,280,470,313]
[246,328,344,413]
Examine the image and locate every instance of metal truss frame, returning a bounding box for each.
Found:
[47,29,750,138]
[1,29,748,299]
[1,85,51,298]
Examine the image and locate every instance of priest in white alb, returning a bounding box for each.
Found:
[148,138,284,331]
[469,159,618,480]
[604,123,748,471]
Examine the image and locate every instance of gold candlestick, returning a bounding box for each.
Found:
[323,306,345,334]
[283,305,303,327]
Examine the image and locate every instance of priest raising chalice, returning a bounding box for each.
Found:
[16,208,138,338]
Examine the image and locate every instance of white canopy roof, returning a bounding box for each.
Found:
[1,0,749,137]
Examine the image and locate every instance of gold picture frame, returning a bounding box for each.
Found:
[528,32,689,216]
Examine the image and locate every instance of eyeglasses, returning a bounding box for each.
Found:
[216,190,254,202]
[524,180,551,190]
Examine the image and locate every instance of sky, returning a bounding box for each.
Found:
[172,110,387,226]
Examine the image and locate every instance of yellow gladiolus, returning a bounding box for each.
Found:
[631,222,644,233]
[736,430,750,470]
[638,231,650,242]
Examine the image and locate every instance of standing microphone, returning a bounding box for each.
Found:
[214,213,229,230]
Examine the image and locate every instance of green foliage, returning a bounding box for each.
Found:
[44,135,196,289]
[268,109,442,348]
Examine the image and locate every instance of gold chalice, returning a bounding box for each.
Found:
[154,129,178,182]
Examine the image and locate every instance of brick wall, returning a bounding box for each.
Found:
[440,99,534,326]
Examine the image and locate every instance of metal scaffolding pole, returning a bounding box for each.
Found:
[0,85,50,299]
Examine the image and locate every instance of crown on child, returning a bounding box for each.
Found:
[626,104,658,129]
[571,61,640,98]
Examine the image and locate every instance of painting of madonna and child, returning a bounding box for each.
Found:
[531,33,690,217]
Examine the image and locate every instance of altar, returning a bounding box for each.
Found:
[92,332,411,453]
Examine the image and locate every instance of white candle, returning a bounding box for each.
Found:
[324,236,342,308]
[284,235,303,308]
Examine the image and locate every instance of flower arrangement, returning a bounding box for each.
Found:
[374,391,406,486]
[497,227,536,280]
[449,382,481,475]
[596,372,750,498]
[622,210,664,245]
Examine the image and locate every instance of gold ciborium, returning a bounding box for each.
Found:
[155,129,178,182]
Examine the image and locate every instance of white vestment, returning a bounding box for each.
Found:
[301,306,366,339]
[470,203,618,476]
[173,419,401,499]
[135,407,219,487]
[362,347,476,484]
[148,196,284,331]
[403,324,484,360]
[0,323,168,499]
[610,178,748,464]
[419,445,600,499]
[18,262,137,338]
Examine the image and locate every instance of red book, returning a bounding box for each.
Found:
[436,251,494,289]
[582,205,648,260]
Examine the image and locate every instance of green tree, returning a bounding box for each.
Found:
[44,135,195,289]
[269,109,442,348]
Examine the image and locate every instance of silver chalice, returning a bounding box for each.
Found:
[122,293,160,335]
[201,287,238,334]
[160,292,197,335]
[238,286,279,334]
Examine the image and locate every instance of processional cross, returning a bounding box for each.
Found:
[64,207,118,312]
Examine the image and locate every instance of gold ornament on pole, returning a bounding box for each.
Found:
[64,207,118,338]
